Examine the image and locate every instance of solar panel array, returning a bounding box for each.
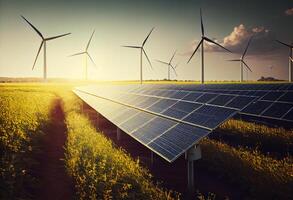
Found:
[74,84,258,162]
[152,84,293,122]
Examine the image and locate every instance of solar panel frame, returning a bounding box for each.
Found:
[74,83,293,162]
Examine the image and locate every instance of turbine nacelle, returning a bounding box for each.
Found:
[228,36,254,73]
[69,30,97,67]
[21,15,71,74]
[156,50,178,78]
[187,9,231,64]
[122,27,155,84]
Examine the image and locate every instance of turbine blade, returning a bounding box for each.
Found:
[143,48,153,69]
[227,59,241,62]
[170,50,177,63]
[32,41,44,70]
[87,53,97,67]
[21,15,44,39]
[276,40,293,48]
[242,36,253,58]
[46,33,71,41]
[242,61,252,72]
[155,59,169,65]
[121,45,141,49]
[142,27,155,47]
[171,65,178,76]
[68,52,86,57]
[204,37,231,52]
[187,39,203,63]
[86,30,95,51]
[200,8,204,36]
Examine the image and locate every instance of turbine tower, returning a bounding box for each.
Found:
[187,9,231,84]
[21,16,71,81]
[69,30,96,80]
[122,28,154,84]
[276,40,293,82]
[155,50,178,80]
[228,36,253,82]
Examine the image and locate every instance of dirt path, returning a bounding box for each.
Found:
[36,98,73,200]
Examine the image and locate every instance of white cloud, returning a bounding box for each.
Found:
[183,24,279,56]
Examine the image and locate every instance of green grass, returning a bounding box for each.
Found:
[199,139,293,199]
[217,119,293,157]
[0,88,56,199]
[62,91,180,200]
[0,83,180,200]
[1,82,292,200]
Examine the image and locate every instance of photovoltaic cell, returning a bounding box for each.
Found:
[74,83,293,162]
[162,101,202,120]
[169,90,190,100]
[182,92,203,101]
[262,102,293,118]
[132,117,176,144]
[226,96,256,109]
[146,98,177,113]
[183,105,235,129]
[261,92,284,101]
[148,124,209,161]
[283,109,293,121]
[278,92,293,103]
[208,95,235,106]
[120,112,154,133]
[111,108,139,125]
[196,93,217,103]
[241,101,273,115]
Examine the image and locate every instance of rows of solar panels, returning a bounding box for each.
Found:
[150,84,293,122]
[74,84,257,162]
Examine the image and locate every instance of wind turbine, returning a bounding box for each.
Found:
[69,30,96,80]
[155,50,178,80]
[227,36,253,82]
[122,28,154,84]
[187,9,231,84]
[21,15,71,81]
[276,40,293,82]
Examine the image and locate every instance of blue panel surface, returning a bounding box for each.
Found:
[162,101,202,120]
[262,103,293,118]
[132,117,176,144]
[241,101,273,115]
[146,99,177,113]
[148,124,209,161]
[226,96,256,109]
[183,105,235,129]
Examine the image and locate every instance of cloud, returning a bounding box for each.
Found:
[183,24,279,56]
[285,8,293,16]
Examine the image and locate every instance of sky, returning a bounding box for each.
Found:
[0,0,292,81]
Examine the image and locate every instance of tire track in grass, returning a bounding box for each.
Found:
[37,98,73,200]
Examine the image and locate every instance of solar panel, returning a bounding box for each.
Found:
[132,117,176,144]
[183,105,236,129]
[241,101,273,115]
[261,91,284,101]
[182,92,203,101]
[278,92,293,103]
[74,83,293,162]
[157,83,293,123]
[262,102,293,118]
[208,94,235,106]
[148,124,209,161]
[162,101,202,120]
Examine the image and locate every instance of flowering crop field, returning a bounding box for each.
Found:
[0,83,292,200]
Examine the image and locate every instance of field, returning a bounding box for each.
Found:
[0,82,292,200]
